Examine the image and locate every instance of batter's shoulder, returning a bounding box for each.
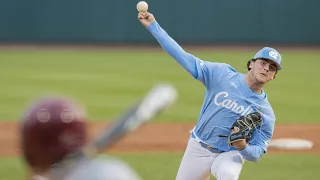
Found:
[65,156,142,180]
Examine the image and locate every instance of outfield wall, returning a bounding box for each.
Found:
[0,0,319,44]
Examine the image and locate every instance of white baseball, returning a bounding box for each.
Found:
[137,1,148,12]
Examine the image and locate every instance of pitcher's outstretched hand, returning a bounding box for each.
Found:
[138,12,155,28]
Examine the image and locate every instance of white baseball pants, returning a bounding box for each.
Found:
[176,137,245,180]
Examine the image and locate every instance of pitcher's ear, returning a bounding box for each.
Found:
[249,61,253,69]
[247,59,255,71]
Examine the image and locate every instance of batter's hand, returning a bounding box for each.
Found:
[138,12,155,28]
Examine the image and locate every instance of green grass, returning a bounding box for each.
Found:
[1,153,319,180]
[116,153,320,180]
[0,157,26,180]
[0,49,318,180]
[0,49,319,123]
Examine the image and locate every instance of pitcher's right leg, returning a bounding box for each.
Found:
[176,138,216,180]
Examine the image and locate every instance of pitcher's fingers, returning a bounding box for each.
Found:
[138,14,144,19]
[140,12,150,17]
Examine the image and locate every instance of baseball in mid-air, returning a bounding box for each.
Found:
[137,1,148,12]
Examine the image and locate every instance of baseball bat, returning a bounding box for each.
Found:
[83,83,178,157]
[43,84,177,179]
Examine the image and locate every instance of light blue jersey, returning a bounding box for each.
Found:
[147,21,276,161]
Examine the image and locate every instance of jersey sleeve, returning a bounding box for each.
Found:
[248,113,275,153]
[195,60,229,89]
[147,21,228,89]
[239,111,276,162]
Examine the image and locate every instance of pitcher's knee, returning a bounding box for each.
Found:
[216,168,240,180]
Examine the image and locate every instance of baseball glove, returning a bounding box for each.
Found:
[220,112,263,145]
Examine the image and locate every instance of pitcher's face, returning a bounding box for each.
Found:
[249,59,277,84]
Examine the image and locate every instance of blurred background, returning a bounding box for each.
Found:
[0,0,319,179]
[1,0,319,45]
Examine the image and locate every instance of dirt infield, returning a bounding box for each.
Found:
[0,122,319,157]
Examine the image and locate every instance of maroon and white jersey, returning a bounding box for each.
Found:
[33,157,141,180]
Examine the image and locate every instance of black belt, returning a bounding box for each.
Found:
[191,132,224,153]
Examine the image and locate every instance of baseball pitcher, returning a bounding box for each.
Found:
[138,12,282,180]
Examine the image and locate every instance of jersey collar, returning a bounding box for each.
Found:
[239,73,266,99]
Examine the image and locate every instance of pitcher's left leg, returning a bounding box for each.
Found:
[210,151,244,180]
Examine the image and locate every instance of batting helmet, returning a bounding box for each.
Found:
[19,96,88,172]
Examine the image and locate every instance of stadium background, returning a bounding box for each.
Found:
[0,0,319,179]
